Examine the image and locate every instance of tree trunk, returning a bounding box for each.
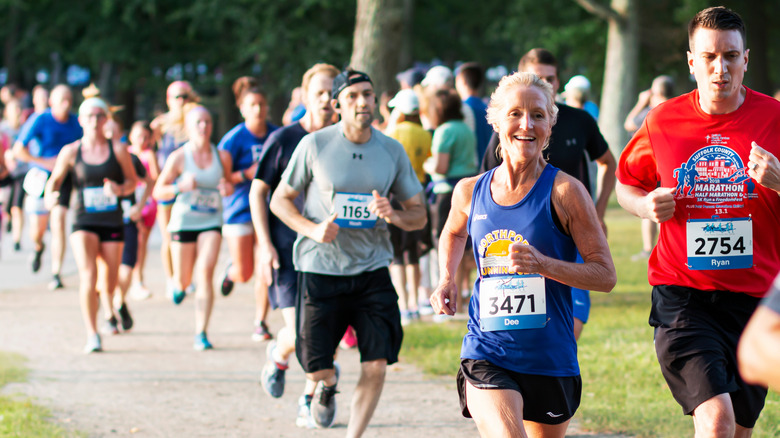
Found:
[4,4,20,84]
[398,0,415,70]
[349,0,404,99]
[599,0,638,155]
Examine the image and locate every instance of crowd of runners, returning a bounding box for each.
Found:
[0,6,779,438]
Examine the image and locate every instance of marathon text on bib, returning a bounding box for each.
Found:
[333,192,377,228]
[185,188,220,214]
[686,217,752,270]
[479,275,547,331]
[23,167,49,197]
[83,186,118,213]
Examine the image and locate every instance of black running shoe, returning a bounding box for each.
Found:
[117,303,133,331]
[48,274,64,291]
[31,244,45,273]
[101,316,119,336]
[220,262,234,296]
[13,242,20,252]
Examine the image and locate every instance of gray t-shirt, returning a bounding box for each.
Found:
[762,274,780,314]
[281,123,423,276]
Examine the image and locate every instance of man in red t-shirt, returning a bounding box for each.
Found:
[616,6,780,437]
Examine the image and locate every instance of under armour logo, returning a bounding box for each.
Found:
[353,153,362,160]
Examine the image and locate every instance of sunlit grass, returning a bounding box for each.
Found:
[0,352,80,437]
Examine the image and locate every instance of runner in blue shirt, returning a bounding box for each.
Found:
[217,76,278,340]
[13,85,83,290]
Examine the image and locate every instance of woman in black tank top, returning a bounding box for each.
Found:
[43,97,138,354]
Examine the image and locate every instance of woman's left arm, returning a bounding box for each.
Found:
[511,173,616,292]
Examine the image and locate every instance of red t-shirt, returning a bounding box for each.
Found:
[617,87,780,297]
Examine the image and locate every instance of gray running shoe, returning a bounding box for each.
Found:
[296,395,315,429]
[261,341,287,398]
[311,380,338,428]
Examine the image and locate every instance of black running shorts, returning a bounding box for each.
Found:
[650,284,767,428]
[295,268,403,373]
[71,224,124,242]
[457,359,581,425]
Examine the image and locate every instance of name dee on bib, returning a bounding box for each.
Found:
[333,192,377,229]
[479,275,547,331]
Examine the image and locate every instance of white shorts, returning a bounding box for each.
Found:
[24,195,48,215]
[222,222,254,237]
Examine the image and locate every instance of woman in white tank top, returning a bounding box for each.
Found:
[154,105,233,350]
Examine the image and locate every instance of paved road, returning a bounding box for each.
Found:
[0,218,622,437]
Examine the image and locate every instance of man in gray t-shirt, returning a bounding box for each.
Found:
[270,69,426,435]
[739,273,780,391]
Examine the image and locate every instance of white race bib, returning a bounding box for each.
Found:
[479,275,547,331]
[333,192,377,228]
[686,217,752,270]
[23,167,49,197]
[185,189,220,214]
[83,186,118,213]
[135,184,148,206]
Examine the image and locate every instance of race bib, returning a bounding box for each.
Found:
[121,199,133,223]
[479,275,547,331]
[23,167,49,197]
[185,189,220,214]
[686,217,752,270]
[333,192,377,228]
[83,186,118,213]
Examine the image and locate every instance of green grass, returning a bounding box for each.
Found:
[400,206,780,437]
[0,352,79,437]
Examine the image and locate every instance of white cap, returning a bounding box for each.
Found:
[564,75,591,93]
[78,97,109,117]
[388,89,419,115]
[422,65,453,88]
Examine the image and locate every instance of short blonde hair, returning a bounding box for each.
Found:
[486,72,558,157]
[301,63,339,96]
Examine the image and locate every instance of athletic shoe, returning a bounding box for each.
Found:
[13,242,20,252]
[84,334,102,354]
[261,341,288,398]
[631,249,652,261]
[172,288,186,305]
[129,283,151,301]
[220,262,234,296]
[48,274,64,291]
[165,280,174,300]
[185,283,196,295]
[433,314,453,323]
[101,316,120,335]
[251,321,272,342]
[400,310,412,326]
[410,309,421,321]
[31,244,45,273]
[311,380,338,428]
[193,332,213,351]
[339,326,357,350]
[296,395,316,429]
[117,303,133,331]
[418,299,434,316]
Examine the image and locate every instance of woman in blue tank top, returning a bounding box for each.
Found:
[154,104,233,351]
[430,72,616,437]
[43,97,138,354]
[216,76,278,341]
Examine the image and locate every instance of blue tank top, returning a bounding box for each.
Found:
[460,164,579,377]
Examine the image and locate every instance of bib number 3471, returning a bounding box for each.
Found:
[686,217,752,270]
[479,275,547,331]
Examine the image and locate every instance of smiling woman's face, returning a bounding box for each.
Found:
[495,84,553,164]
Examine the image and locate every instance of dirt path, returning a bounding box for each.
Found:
[0,229,627,437]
